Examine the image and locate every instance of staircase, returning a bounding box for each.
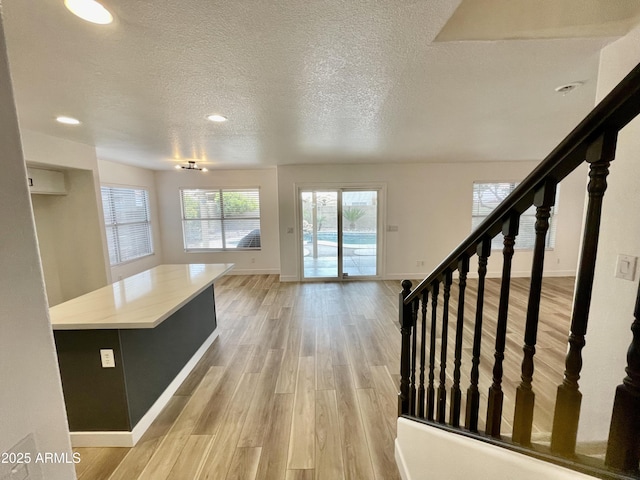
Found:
[396,62,640,479]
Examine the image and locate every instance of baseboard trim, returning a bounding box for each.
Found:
[468,270,576,279]
[68,431,136,448]
[395,438,410,480]
[227,268,280,275]
[279,275,300,282]
[384,274,425,281]
[69,329,219,447]
[387,271,575,281]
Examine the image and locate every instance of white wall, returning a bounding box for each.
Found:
[396,419,597,480]
[21,130,100,172]
[155,168,280,274]
[277,162,586,281]
[31,194,65,305]
[30,169,109,305]
[578,26,640,442]
[0,15,76,480]
[22,130,110,290]
[98,160,164,280]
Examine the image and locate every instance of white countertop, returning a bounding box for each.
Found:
[49,264,234,330]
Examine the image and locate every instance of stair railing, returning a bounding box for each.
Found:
[398,61,640,478]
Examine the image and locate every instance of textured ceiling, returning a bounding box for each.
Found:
[1,0,635,170]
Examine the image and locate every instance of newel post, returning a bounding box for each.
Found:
[605,280,640,471]
[399,279,413,416]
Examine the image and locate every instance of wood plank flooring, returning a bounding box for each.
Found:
[74,274,576,480]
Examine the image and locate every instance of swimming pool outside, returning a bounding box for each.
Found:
[303,231,377,247]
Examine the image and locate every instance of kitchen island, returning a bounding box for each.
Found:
[50,263,233,447]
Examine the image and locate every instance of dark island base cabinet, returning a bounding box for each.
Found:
[54,285,217,432]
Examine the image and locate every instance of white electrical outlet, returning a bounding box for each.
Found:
[615,254,637,281]
[100,349,116,368]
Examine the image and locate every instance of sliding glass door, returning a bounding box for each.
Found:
[300,188,379,280]
[341,190,378,277]
[301,191,338,278]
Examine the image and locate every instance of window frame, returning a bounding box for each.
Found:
[101,185,154,266]
[471,181,559,251]
[179,187,262,252]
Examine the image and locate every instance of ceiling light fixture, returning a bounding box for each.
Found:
[64,0,114,25]
[56,115,81,125]
[177,161,208,172]
[207,114,228,123]
[554,82,584,95]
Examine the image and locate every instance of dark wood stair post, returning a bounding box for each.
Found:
[466,239,491,432]
[450,255,470,427]
[427,281,440,421]
[513,181,557,446]
[551,131,617,455]
[418,290,429,418]
[410,295,419,415]
[398,279,413,416]
[605,280,640,471]
[437,270,453,423]
[486,214,519,438]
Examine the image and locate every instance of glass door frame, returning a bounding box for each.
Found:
[295,183,385,281]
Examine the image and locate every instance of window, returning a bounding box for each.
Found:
[471,182,558,250]
[101,186,154,265]
[180,188,261,251]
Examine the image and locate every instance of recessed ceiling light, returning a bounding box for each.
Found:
[554,82,584,95]
[64,0,114,25]
[56,116,81,125]
[207,114,228,123]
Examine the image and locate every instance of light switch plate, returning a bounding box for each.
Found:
[0,434,43,480]
[615,254,637,281]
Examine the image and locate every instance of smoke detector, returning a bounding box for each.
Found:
[555,82,584,95]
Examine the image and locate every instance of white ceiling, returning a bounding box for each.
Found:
[2,0,636,171]
[437,0,640,41]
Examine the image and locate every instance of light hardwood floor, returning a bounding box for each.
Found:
[73,275,576,480]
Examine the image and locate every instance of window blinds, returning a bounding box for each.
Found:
[180,188,261,250]
[471,182,558,250]
[101,187,153,265]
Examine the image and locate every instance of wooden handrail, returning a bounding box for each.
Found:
[404,61,640,304]
[398,60,640,478]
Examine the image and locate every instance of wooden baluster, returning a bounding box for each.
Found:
[486,214,519,438]
[513,181,557,446]
[398,280,413,416]
[410,297,419,415]
[450,255,470,427]
[418,290,429,418]
[551,132,617,455]
[605,280,640,471]
[427,281,440,421]
[437,270,453,423]
[466,239,491,432]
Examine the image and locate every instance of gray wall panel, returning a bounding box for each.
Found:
[54,329,130,431]
[119,286,217,426]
